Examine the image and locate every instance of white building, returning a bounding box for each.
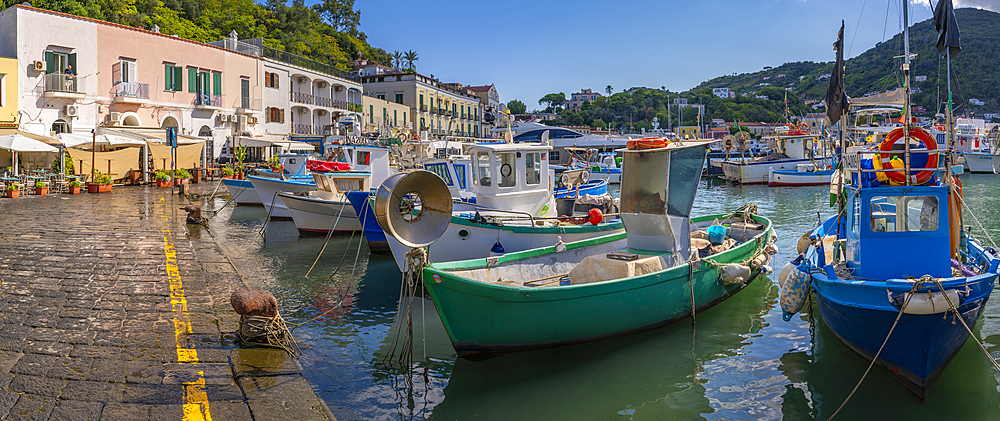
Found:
[712,87,730,99]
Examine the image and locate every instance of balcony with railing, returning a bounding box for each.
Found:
[420,104,428,112]
[292,123,312,135]
[110,81,150,104]
[210,38,361,83]
[291,91,314,105]
[314,96,334,107]
[43,74,85,99]
[194,93,224,110]
[234,97,262,114]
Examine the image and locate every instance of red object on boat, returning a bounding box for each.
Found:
[306,160,351,172]
[588,208,604,225]
[626,137,669,150]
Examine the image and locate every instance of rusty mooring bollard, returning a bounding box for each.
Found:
[230,289,278,318]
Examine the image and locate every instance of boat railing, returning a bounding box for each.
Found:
[452,200,537,227]
[843,148,946,174]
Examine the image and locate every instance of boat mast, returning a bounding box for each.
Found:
[903,0,912,185]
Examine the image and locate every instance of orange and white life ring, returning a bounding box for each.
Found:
[879,127,938,185]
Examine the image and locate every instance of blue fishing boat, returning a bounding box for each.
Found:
[553,178,608,198]
[780,12,999,399]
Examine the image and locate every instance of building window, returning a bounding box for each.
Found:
[370,105,374,124]
[419,94,424,106]
[377,94,385,100]
[395,93,403,104]
[266,107,285,123]
[164,64,182,91]
[213,72,222,95]
[45,51,75,75]
[403,112,406,126]
[118,58,137,83]
[264,72,279,89]
[0,74,5,106]
[393,110,397,126]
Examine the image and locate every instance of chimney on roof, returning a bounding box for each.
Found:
[229,30,238,45]
[151,24,160,33]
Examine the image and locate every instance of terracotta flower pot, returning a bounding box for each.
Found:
[87,183,112,193]
[5,189,18,198]
[156,179,171,188]
[68,185,80,194]
[35,187,48,195]
[172,178,189,186]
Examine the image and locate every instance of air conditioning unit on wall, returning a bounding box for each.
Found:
[33,61,44,71]
[63,104,79,117]
[109,112,121,123]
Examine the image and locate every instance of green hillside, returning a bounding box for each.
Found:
[0,0,397,71]
[696,8,1000,116]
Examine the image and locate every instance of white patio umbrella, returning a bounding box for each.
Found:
[0,133,59,176]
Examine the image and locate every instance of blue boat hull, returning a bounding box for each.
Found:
[346,190,389,253]
[812,272,995,398]
[553,179,608,198]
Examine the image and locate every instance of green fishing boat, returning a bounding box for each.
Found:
[375,141,775,357]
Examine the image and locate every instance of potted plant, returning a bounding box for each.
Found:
[154,170,172,188]
[172,168,191,186]
[68,180,81,195]
[5,183,18,198]
[234,144,249,179]
[87,171,112,193]
[222,165,235,179]
[34,181,48,195]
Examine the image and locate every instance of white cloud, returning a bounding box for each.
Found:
[955,0,1000,11]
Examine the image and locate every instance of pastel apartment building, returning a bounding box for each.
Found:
[0,56,17,128]
[566,89,601,111]
[0,5,267,159]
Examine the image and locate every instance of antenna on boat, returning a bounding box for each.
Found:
[903,0,913,185]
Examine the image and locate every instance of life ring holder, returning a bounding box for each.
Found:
[878,127,938,185]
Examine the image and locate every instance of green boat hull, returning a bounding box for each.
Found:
[424,214,774,357]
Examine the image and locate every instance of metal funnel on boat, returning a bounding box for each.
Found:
[620,142,710,259]
[374,170,453,248]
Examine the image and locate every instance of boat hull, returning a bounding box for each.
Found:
[424,214,772,356]
[248,176,314,220]
[346,191,389,253]
[553,178,608,198]
[386,217,625,272]
[722,158,815,184]
[962,152,1000,174]
[222,178,261,205]
[279,192,361,234]
[767,168,833,186]
[812,272,995,398]
[588,169,621,184]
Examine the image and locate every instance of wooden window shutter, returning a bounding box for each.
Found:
[188,68,197,92]
[45,51,54,73]
[213,73,222,95]
[173,67,183,91]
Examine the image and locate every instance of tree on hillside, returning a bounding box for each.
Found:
[606,85,613,96]
[507,99,527,114]
[404,50,418,70]
[538,93,565,112]
[315,0,361,38]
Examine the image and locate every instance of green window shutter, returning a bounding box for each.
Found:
[68,53,76,74]
[369,105,373,124]
[188,69,196,92]
[174,67,183,91]
[403,112,406,125]
[45,51,54,73]
[213,73,221,95]
[165,65,172,90]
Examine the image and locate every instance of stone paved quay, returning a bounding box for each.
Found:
[0,184,334,420]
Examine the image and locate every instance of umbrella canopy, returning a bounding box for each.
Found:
[0,133,59,153]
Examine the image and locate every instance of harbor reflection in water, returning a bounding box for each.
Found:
[201,174,1000,420]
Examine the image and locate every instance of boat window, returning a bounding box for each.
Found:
[525,152,541,185]
[498,152,517,187]
[425,163,452,186]
[869,195,938,232]
[453,164,467,189]
[476,152,492,186]
[356,151,370,165]
[333,178,364,193]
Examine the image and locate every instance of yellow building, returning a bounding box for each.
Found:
[362,94,411,136]
[676,126,701,139]
[0,57,17,128]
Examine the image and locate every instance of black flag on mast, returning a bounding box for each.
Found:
[934,0,961,58]
[825,21,849,125]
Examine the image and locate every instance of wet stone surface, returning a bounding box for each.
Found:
[0,185,333,420]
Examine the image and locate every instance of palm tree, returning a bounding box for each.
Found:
[404,50,419,70]
[391,51,403,69]
[605,85,612,96]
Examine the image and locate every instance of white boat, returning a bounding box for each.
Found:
[722,133,829,184]
[221,153,313,205]
[384,141,625,272]
[767,164,834,186]
[278,173,365,234]
[222,178,261,205]
[952,119,999,173]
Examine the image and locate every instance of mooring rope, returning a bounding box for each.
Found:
[304,194,348,278]
[957,193,999,250]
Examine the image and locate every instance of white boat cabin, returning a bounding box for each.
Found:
[424,155,474,199]
[277,153,315,176]
[766,134,820,160]
[309,171,373,200]
[469,142,552,215]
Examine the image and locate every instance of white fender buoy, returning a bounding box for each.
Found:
[899,289,963,314]
[778,261,796,289]
[721,263,752,285]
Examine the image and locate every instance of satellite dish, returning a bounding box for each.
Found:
[374,170,453,248]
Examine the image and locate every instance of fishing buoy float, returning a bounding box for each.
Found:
[780,262,812,321]
[588,208,604,225]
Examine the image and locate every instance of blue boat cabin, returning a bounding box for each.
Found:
[844,184,952,280]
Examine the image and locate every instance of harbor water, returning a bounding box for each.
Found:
[201,174,1000,420]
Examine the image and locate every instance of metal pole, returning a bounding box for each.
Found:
[903,0,911,186]
[91,129,96,183]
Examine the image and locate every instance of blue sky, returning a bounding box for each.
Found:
[353,0,995,110]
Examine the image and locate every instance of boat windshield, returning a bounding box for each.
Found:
[869,195,939,232]
[475,152,492,186]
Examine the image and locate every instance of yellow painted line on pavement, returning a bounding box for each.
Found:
[162,210,213,421]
